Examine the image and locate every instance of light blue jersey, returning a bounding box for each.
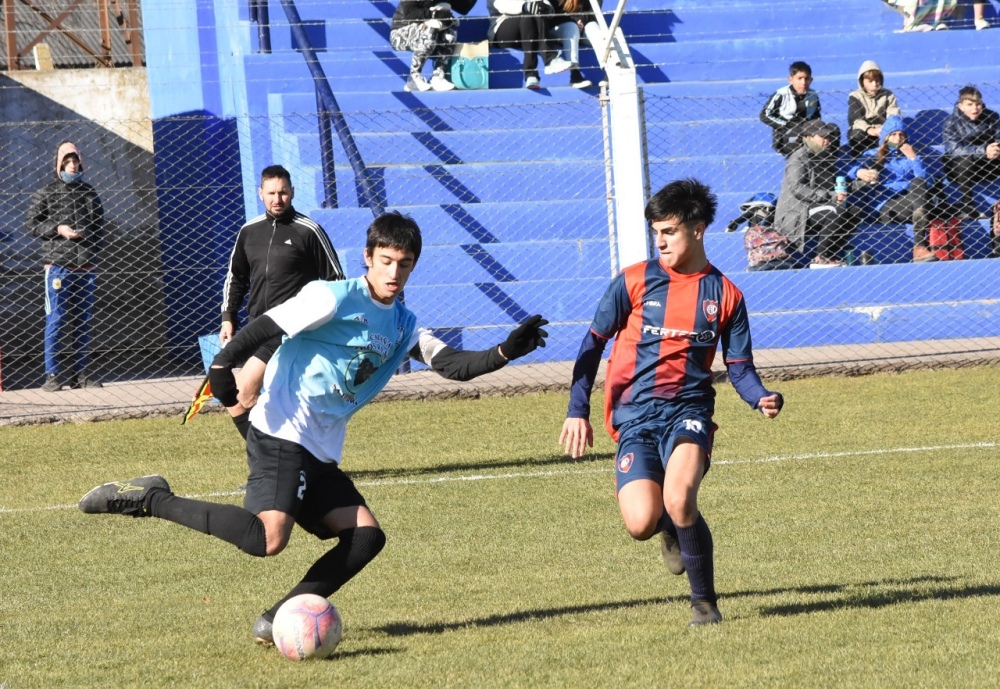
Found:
[249,278,419,463]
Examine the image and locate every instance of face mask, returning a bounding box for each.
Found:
[886,139,900,150]
[60,170,83,183]
[804,138,825,155]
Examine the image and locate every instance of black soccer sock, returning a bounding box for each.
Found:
[263,526,386,620]
[676,514,716,604]
[146,490,267,557]
[655,510,679,539]
[231,411,251,440]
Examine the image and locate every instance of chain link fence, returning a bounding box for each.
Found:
[0,99,611,424]
[2,81,998,424]
[643,81,1000,369]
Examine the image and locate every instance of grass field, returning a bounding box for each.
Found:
[2,367,999,688]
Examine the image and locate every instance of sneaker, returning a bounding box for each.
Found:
[404,73,431,93]
[42,375,61,392]
[430,71,456,92]
[525,75,540,89]
[658,531,685,575]
[912,245,937,263]
[975,18,990,30]
[251,614,274,646]
[79,475,170,517]
[543,56,573,75]
[689,600,723,626]
[809,256,847,269]
[570,69,592,89]
[933,22,948,30]
[73,374,103,389]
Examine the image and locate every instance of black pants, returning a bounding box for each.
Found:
[807,205,858,260]
[493,16,555,75]
[848,130,879,159]
[944,155,1000,215]
[879,177,929,247]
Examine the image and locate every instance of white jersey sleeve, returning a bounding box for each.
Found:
[411,328,446,366]
[266,280,339,337]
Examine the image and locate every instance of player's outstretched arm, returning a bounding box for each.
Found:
[413,315,549,382]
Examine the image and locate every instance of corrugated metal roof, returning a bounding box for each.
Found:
[0,0,144,70]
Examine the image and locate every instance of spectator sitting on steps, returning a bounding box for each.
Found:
[942,85,1000,219]
[390,1,478,92]
[848,115,936,263]
[760,60,821,157]
[847,60,901,158]
[488,0,574,89]
[774,120,859,268]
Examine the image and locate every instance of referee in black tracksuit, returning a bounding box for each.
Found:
[219,164,345,439]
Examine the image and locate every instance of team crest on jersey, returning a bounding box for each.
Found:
[702,299,719,323]
[617,452,634,473]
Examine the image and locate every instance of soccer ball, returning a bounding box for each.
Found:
[272,594,343,660]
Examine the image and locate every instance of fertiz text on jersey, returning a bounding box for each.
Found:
[642,324,716,344]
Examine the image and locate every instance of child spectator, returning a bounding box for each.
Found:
[848,115,935,262]
[760,61,822,157]
[488,0,572,89]
[774,120,858,267]
[390,1,478,92]
[942,85,1000,218]
[847,60,901,158]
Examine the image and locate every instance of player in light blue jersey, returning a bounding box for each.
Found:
[80,211,549,646]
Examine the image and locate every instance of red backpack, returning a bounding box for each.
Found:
[928,218,964,261]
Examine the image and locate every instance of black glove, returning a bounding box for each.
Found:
[499,314,549,360]
[208,364,240,408]
[526,0,553,15]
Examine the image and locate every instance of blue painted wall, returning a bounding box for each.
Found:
[141,0,1000,364]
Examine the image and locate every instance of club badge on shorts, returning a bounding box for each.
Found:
[617,452,634,473]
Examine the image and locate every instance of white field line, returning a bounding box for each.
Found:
[1,441,995,516]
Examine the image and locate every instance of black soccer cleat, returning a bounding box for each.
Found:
[78,475,170,517]
[689,600,723,627]
[659,531,686,575]
[251,614,274,646]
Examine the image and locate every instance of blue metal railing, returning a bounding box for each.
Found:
[248,0,383,215]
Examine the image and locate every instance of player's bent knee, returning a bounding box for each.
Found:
[352,526,386,565]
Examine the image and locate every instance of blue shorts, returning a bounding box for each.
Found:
[614,403,717,493]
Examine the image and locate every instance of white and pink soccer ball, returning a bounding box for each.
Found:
[272,594,343,660]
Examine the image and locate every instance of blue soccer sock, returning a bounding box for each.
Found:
[675,514,716,604]
[655,510,679,539]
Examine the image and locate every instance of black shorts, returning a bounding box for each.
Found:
[244,425,367,539]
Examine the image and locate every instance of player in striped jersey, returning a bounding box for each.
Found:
[560,178,784,626]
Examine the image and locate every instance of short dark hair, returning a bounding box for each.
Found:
[958,85,983,103]
[789,61,812,77]
[366,211,422,262]
[861,69,883,87]
[61,153,80,169]
[260,164,292,186]
[644,178,717,227]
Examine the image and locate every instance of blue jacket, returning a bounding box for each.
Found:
[847,114,926,211]
[943,104,1000,158]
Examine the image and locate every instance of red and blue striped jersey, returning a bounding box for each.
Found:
[590,260,754,439]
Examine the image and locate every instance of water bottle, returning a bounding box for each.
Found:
[835,175,848,194]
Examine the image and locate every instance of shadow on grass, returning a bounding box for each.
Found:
[372,595,683,637]
[330,646,401,660]
[369,575,969,637]
[347,451,615,482]
[756,576,1000,617]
